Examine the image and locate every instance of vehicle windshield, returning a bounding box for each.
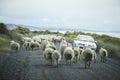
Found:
[77,35,95,43]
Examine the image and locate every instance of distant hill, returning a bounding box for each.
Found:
[5,23,93,32]
[6,24,41,31]
[5,23,120,33]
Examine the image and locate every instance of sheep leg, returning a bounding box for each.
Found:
[70,60,71,65]
[103,57,105,63]
[50,59,52,65]
[94,59,96,63]
[101,56,103,62]
[88,61,91,68]
[56,59,58,67]
[76,57,78,63]
[85,61,87,69]
[75,57,77,63]
[16,47,18,51]
[105,57,107,62]
[66,60,67,65]
[94,56,96,63]
[79,56,81,60]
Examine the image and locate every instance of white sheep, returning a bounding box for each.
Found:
[26,39,41,50]
[43,47,54,65]
[63,47,74,64]
[59,43,68,58]
[52,50,61,66]
[81,47,94,68]
[78,48,83,60]
[91,50,97,63]
[99,47,108,63]
[46,42,56,50]
[41,40,49,50]
[73,46,80,63]
[10,40,20,51]
[23,41,31,50]
[22,37,32,42]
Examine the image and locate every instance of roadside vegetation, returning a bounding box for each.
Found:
[0,23,31,55]
[0,23,120,59]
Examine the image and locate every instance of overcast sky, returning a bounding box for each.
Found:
[0,0,120,31]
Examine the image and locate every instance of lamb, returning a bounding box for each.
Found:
[10,40,20,51]
[99,47,108,63]
[63,47,74,64]
[43,47,54,65]
[52,50,61,66]
[81,47,94,68]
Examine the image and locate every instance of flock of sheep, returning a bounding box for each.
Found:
[10,34,108,69]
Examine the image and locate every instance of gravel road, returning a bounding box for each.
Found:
[0,43,120,80]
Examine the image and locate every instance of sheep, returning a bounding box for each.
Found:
[59,43,68,58]
[78,48,83,60]
[81,47,94,68]
[10,40,20,51]
[29,40,41,50]
[43,47,54,65]
[52,50,61,66]
[73,46,80,63]
[45,42,56,50]
[91,50,97,63]
[23,41,31,50]
[22,37,32,42]
[41,40,49,50]
[54,36,65,43]
[63,47,74,65]
[59,39,68,58]
[99,47,108,63]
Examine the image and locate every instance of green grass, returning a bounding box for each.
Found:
[0,34,11,55]
[96,40,120,59]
